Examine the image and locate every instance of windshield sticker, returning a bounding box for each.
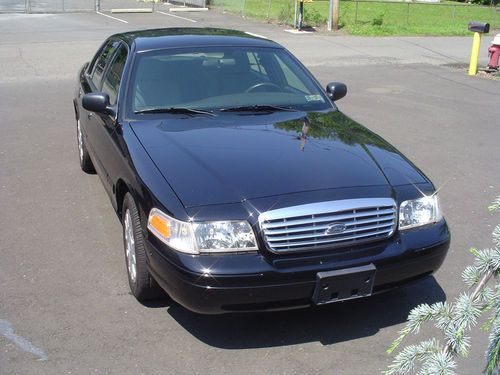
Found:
[305,95,323,102]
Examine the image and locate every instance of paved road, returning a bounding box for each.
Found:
[0,10,499,375]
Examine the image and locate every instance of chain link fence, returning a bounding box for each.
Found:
[1,0,497,30]
[208,0,499,30]
[0,0,162,12]
[0,0,27,12]
[210,0,294,23]
[342,0,498,29]
[0,0,95,12]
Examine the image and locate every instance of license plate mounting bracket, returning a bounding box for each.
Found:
[312,264,376,305]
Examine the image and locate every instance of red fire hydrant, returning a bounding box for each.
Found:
[488,34,500,70]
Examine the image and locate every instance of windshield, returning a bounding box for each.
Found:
[127,46,332,115]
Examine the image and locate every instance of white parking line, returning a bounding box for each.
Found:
[96,11,128,24]
[157,11,197,23]
[0,319,47,361]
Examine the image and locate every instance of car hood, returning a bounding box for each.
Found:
[130,110,428,208]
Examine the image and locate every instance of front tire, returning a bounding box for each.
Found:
[76,118,95,174]
[122,193,163,301]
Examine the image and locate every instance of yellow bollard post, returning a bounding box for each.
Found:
[468,31,481,76]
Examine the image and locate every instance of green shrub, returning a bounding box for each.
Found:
[303,6,326,26]
[372,12,385,26]
[470,0,498,6]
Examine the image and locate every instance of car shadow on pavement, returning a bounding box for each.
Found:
[165,276,446,348]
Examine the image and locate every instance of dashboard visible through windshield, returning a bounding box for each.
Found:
[127,46,332,116]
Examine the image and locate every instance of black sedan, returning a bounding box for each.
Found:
[73,28,449,314]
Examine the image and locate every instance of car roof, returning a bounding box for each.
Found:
[111,28,282,52]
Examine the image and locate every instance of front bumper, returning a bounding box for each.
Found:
[146,220,450,314]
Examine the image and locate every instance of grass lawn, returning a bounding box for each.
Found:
[210,0,499,35]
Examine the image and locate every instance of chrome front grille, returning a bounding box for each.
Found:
[258,198,397,253]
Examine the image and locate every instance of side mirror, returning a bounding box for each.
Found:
[82,92,113,115]
[326,82,347,101]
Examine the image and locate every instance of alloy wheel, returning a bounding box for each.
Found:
[77,119,84,163]
[124,209,137,283]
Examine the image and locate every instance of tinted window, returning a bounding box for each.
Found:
[128,46,330,114]
[102,44,127,105]
[275,54,309,93]
[247,52,267,75]
[91,40,120,89]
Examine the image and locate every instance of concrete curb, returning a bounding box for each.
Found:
[111,8,153,13]
[169,7,208,12]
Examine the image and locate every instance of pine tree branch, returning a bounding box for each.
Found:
[443,270,494,356]
[489,197,500,212]
[471,270,495,305]
[386,195,500,375]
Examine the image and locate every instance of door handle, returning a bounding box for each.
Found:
[87,112,94,120]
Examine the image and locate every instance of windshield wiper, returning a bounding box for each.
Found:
[219,105,300,113]
[134,107,215,116]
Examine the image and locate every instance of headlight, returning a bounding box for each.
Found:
[399,195,442,230]
[147,208,258,254]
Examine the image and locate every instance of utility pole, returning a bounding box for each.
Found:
[298,0,304,31]
[328,0,339,31]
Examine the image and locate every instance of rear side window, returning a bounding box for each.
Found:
[90,40,120,89]
[102,44,128,105]
[247,52,267,75]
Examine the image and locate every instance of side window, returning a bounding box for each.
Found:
[90,40,120,90]
[102,45,128,105]
[275,55,309,93]
[247,52,267,75]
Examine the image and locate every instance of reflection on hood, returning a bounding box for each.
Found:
[130,110,428,207]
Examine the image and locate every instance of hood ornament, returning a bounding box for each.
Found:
[299,116,310,151]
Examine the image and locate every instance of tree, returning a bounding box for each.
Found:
[386,196,500,375]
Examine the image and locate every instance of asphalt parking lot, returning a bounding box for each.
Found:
[1,8,499,375]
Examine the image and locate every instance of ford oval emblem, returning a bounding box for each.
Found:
[325,223,347,235]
